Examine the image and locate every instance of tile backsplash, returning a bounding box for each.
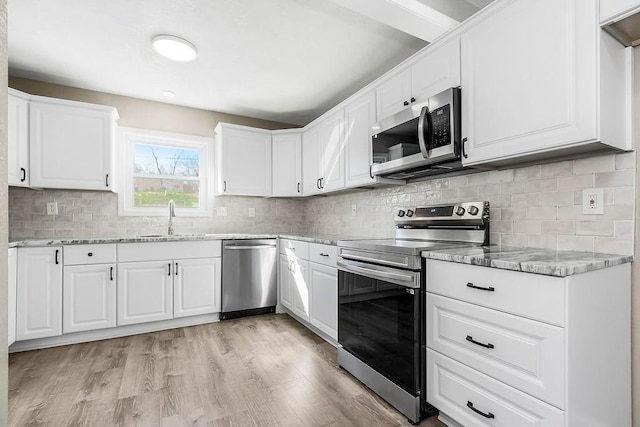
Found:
[9,151,636,255]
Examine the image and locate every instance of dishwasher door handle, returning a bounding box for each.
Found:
[224,244,277,250]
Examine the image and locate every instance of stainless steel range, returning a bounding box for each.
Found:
[336,201,490,424]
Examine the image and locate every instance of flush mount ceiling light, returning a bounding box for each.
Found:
[161,90,176,98]
[152,35,197,62]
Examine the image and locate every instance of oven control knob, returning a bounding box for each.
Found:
[397,210,406,217]
[468,206,479,216]
[406,209,414,217]
[455,206,466,216]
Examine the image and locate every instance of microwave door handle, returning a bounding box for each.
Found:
[418,105,433,159]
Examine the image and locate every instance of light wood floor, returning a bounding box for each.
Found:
[9,314,446,426]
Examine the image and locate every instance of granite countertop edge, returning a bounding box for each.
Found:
[422,244,633,277]
[9,232,346,248]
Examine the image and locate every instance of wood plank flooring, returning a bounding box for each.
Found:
[9,314,445,426]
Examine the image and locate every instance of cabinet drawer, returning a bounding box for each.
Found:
[118,241,221,262]
[426,259,565,326]
[309,243,337,267]
[64,244,116,265]
[279,239,309,259]
[427,349,564,426]
[427,293,565,408]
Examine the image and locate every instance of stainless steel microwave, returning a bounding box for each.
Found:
[371,87,462,180]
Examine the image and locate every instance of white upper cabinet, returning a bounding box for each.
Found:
[376,37,461,120]
[8,89,30,187]
[344,90,377,187]
[302,111,345,195]
[215,123,272,196]
[272,130,303,197]
[461,0,631,166]
[29,96,118,190]
[600,0,640,22]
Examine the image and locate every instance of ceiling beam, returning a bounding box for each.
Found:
[329,0,460,42]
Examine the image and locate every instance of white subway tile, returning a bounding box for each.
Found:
[575,221,614,236]
[615,221,634,238]
[526,206,556,220]
[541,191,574,207]
[541,161,573,178]
[513,220,541,234]
[526,178,558,193]
[541,220,575,235]
[527,234,557,250]
[501,181,527,195]
[602,204,634,220]
[478,184,502,196]
[615,152,635,170]
[511,193,541,207]
[501,208,527,220]
[558,235,594,252]
[614,187,634,204]
[491,220,513,233]
[500,233,528,247]
[594,170,635,188]
[573,154,615,175]
[513,165,541,182]
[557,175,593,191]
[557,205,584,220]
[593,237,633,255]
[487,169,515,184]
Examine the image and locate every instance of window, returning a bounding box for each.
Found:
[119,127,213,216]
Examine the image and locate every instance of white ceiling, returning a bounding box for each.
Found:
[8,0,491,126]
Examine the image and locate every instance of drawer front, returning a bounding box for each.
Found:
[427,293,565,408]
[426,259,565,326]
[309,243,337,267]
[279,239,309,260]
[118,241,221,262]
[64,244,116,265]
[427,349,564,427]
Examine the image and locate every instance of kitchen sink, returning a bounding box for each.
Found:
[137,233,206,238]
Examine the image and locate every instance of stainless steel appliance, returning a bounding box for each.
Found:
[371,87,463,180]
[337,201,489,424]
[221,239,277,320]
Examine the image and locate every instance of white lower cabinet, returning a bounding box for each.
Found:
[63,244,117,333]
[425,259,631,426]
[174,257,221,318]
[64,264,116,333]
[8,248,17,346]
[279,239,337,341]
[16,247,63,341]
[308,262,337,340]
[117,261,173,326]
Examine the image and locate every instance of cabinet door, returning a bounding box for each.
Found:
[461,0,597,166]
[411,37,461,103]
[216,125,272,196]
[345,91,376,187]
[117,261,173,325]
[290,260,310,321]
[8,248,17,346]
[309,262,337,340]
[319,111,345,192]
[302,125,322,196]
[279,254,293,310]
[63,264,116,333]
[8,92,29,187]
[174,258,221,318]
[272,132,302,197]
[376,68,412,119]
[29,100,114,190]
[16,247,63,340]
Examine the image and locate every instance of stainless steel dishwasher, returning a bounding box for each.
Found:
[221,239,277,320]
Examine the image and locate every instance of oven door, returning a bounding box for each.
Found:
[337,258,421,395]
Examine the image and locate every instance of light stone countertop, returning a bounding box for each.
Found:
[8,232,351,248]
[422,245,633,277]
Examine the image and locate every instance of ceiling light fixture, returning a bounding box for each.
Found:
[152,35,197,62]
[161,90,176,98]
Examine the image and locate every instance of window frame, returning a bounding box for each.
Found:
[118,127,213,217]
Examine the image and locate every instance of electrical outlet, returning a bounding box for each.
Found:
[351,204,357,216]
[46,202,58,215]
[216,206,227,217]
[249,208,256,217]
[582,188,604,215]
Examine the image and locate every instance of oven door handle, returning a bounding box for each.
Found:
[340,252,411,269]
[337,260,419,289]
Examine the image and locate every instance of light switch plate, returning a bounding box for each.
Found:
[582,188,604,215]
[249,208,255,217]
[216,206,227,217]
[46,202,58,215]
[351,204,357,216]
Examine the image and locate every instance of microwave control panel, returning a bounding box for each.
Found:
[431,104,451,148]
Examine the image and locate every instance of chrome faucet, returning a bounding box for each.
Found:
[168,199,176,235]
